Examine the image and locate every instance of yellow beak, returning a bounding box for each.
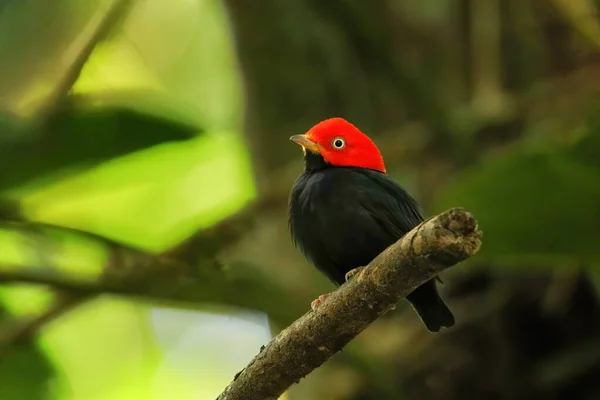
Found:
[290,134,320,153]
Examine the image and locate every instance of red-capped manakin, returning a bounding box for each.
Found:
[288,117,455,332]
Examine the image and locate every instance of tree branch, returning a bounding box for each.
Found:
[38,0,137,121]
[0,295,82,349]
[0,256,306,327]
[216,208,482,400]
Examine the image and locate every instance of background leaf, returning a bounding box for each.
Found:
[0,307,54,400]
[436,127,600,265]
[0,93,202,192]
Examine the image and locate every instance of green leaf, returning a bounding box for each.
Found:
[0,308,55,400]
[0,93,202,192]
[436,132,600,266]
[0,345,55,400]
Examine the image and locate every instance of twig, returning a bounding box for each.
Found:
[0,294,83,348]
[216,208,482,400]
[0,257,306,326]
[38,0,137,120]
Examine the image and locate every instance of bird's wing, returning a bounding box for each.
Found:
[354,168,425,235]
[355,169,444,283]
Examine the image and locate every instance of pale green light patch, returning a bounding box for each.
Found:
[41,299,161,400]
[20,131,255,252]
[71,30,164,95]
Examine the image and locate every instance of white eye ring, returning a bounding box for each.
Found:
[331,137,346,149]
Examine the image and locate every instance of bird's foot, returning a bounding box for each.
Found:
[345,266,365,281]
[310,294,330,311]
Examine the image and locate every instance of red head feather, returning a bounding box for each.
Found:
[304,118,386,173]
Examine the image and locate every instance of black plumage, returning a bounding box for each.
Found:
[289,150,455,332]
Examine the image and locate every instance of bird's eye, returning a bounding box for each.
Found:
[331,137,346,149]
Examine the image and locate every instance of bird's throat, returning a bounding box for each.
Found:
[303,150,331,171]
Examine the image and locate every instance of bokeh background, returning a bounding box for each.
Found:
[0,0,599,399]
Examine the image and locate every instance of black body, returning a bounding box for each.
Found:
[289,151,455,332]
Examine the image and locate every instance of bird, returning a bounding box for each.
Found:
[287,117,455,332]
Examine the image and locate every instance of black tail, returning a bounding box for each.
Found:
[406,279,455,332]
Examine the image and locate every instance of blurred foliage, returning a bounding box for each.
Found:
[0,94,200,192]
[0,344,54,400]
[0,306,54,400]
[549,0,600,48]
[0,0,260,399]
[437,114,600,265]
